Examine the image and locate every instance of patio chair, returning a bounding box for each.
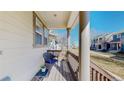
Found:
[43,52,58,64]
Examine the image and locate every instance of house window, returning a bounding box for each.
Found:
[44,28,49,45]
[117,34,121,38]
[35,26,43,45]
[98,45,101,49]
[96,39,98,42]
[99,38,102,40]
[33,12,44,48]
[113,35,117,40]
[122,33,124,44]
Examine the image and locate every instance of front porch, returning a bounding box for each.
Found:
[32,50,122,81]
[0,11,122,81]
[110,42,121,53]
[32,11,122,81]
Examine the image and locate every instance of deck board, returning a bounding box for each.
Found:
[32,59,74,81]
[42,59,74,81]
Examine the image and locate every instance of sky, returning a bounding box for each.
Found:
[90,11,124,39]
[53,24,79,47]
[54,11,124,47]
[70,24,79,47]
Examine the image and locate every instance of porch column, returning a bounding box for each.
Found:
[79,11,90,81]
[117,43,118,51]
[67,28,71,50]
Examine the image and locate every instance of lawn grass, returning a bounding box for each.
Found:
[91,56,124,79]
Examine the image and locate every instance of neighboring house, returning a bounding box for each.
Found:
[91,31,124,53]
[90,39,96,50]
[91,33,112,51]
[109,31,124,53]
[48,32,61,50]
[48,32,57,49]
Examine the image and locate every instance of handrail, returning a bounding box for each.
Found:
[66,50,79,80]
[49,50,122,81]
[67,51,79,62]
[90,61,122,81]
[67,50,122,81]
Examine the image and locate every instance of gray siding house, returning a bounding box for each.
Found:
[110,31,124,53]
[91,33,112,51]
[91,31,124,53]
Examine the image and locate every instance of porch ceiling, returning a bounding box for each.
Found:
[36,11,79,30]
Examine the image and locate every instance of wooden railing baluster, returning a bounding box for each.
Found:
[66,50,122,81]
[97,72,100,81]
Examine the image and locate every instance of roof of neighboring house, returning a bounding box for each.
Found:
[92,31,124,43]
[113,31,124,35]
[94,33,112,40]
[110,38,121,42]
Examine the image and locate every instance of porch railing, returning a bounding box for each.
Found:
[66,50,122,81]
[67,51,79,80]
[90,61,122,81]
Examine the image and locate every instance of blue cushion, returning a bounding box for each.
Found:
[45,59,58,64]
[50,54,56,58]
[43,53,54,60]
[43,52,58,64]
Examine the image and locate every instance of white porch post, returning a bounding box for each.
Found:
[67,28,71,50]
[79,11,90,81]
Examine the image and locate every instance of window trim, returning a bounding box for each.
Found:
[33,12,49,48]
[44,28,49,46]
[33,12,43,48]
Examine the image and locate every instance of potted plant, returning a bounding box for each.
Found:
[40,65,46,72]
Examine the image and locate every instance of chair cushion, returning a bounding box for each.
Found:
[43,52,58,64]
[45,59,58,64]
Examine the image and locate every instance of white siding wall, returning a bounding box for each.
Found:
[0,12,45,80]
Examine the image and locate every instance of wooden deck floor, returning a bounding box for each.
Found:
[32,59,74,81]
[32,51,74,81]
[43,59,74,81]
